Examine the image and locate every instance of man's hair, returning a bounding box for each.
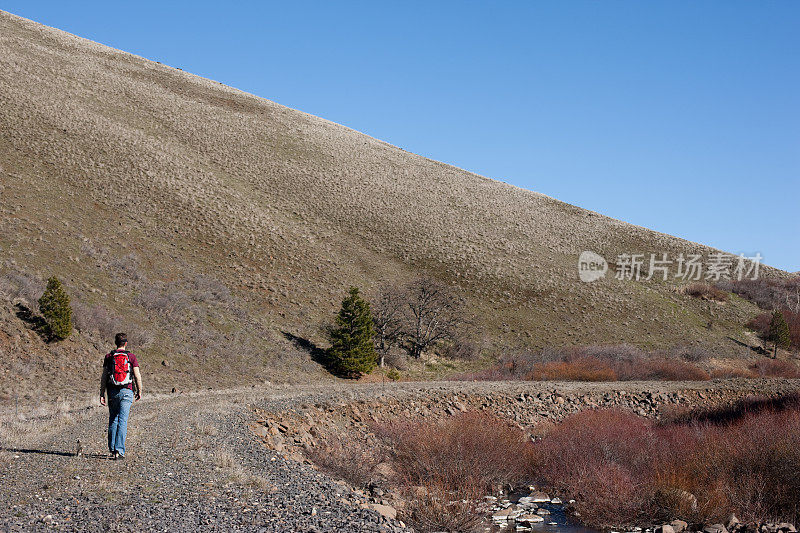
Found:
[114,332,128,348]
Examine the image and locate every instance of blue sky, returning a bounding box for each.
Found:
[4,1,799,271]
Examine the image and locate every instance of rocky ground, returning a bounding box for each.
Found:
[2,379,800,532]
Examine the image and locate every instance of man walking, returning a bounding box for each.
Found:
[100,333,142,460]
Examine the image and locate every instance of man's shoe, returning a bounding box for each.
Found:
[116,453,125,460]
[110,451,118,460]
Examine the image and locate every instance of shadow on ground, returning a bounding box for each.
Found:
[14,303,51,343]
[282,331,328,367]
[665,392,800,426]
[281,331,358,378]
[1,447,112,460]
[727,336,770,356]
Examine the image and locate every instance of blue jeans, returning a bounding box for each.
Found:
[107,388,134,456]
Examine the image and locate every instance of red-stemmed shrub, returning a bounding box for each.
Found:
[749,358,800,378]
[376,411,534,491]
[684,282,729,302]
[456,345,711,382]
[373,411,535,532]
[534,395,800,528]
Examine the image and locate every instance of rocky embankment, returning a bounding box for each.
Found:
[251,379,800,455]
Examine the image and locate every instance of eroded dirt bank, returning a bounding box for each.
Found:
[252,379,800,456]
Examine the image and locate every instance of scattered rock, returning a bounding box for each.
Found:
[517,514,544,524]
[528,491,550,503]
[492,507,521,522]
[362,503,396,520]
[670,520,689,533]
[704,524,728,533]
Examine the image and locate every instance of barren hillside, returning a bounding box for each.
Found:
[0,10,780,401]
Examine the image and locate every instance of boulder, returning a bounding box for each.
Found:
[529,491,550,503]
[517,514,545,524]
[704,524,729,533]
[656,525,676,533]
[271,434,285,452]
[362,503,396,520]
[671,520,689,533]
[492,508,515,522]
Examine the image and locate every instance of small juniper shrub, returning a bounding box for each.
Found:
[725,277,800,351]
[767,310,792,356]
[327,287,378,378]
[38,276,73,340]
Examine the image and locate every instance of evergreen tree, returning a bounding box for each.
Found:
[38,276,72,341]
[328,287,377,377]
[767,309,791,358]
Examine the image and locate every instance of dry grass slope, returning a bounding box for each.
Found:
[0,10,788,400]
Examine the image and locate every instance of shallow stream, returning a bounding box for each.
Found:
[489,489,600,533]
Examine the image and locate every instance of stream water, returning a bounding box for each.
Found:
[489,490,600,533]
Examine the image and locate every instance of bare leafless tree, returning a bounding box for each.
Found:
[401,277,463,359]
[371,284,405,367]
[786,278,800,313]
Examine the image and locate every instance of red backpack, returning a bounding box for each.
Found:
[108,350,132,386]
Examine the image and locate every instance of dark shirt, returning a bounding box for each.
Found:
[104,350,139,392]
